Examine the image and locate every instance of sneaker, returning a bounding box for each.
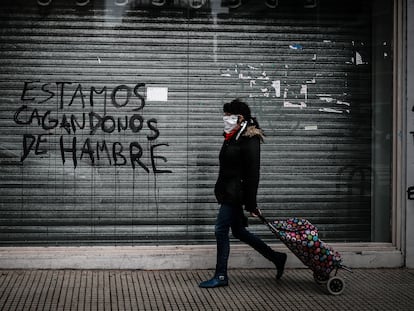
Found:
[199,275,228,288]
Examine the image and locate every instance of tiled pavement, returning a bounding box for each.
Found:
[0,268,413,310]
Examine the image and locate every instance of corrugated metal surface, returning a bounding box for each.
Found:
[0,0,373,246]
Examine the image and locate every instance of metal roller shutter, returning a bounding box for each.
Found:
[0,0,372,246]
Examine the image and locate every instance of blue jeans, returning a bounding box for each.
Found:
[214,203,279,277]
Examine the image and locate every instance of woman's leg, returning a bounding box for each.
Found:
[214,204,233,277]
[199,204,233,288]
[231,216,287,279]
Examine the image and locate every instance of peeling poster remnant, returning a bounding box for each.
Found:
[319,108,347,114]
[219,62,353,116]
[284,102,307,108]
[272,80,281,97]
[289,44,303,50]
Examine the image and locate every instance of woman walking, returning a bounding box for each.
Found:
[199,99,287,288]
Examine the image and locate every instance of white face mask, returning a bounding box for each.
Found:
[223,115,239,133]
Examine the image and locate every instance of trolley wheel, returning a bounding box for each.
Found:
[313,272,329,285]
[326,276,345,295]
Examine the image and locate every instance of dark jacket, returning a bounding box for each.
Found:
[214,125,263,212]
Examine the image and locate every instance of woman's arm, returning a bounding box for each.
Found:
[240,135,261,212]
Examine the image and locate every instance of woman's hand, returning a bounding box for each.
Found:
[250,208,262,217]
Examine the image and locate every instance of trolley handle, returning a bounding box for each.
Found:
[258,214,313,233]
[258,214,279,234]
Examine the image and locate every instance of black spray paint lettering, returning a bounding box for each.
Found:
[20,81,145,112]
[13,106,159,139]
[57,136,171,173]
[15,81,171,173]
[20,130,168,172]
[20,133,51,161]
[408,186,414,200]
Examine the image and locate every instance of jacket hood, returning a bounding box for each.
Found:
[243,125,265,142]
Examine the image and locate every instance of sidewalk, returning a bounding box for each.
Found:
[0,268,413,311]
